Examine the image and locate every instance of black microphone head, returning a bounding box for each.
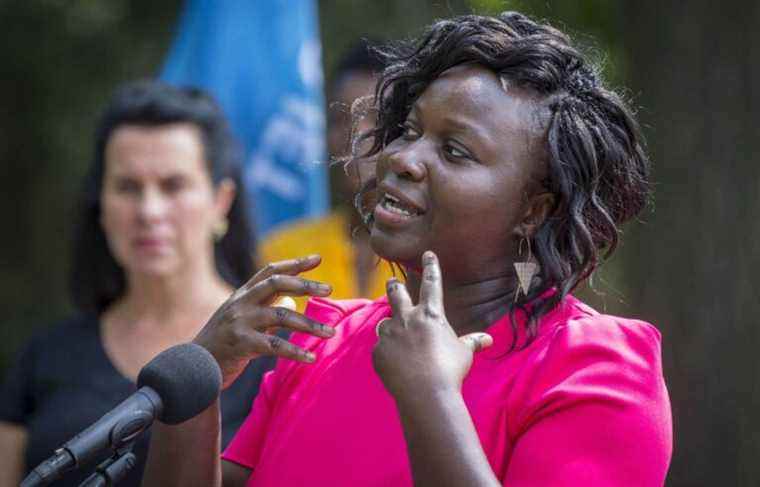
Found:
[137,343,222,425]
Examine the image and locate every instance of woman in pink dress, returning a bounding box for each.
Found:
[143,11,672,487]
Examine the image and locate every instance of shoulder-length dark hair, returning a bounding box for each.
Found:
[352,12,651,345]
[70,80,255,314]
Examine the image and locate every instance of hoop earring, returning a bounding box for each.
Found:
[514,237,539,301]
[212,218,229,242]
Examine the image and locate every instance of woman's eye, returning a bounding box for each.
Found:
[162,176,187,194]
[114,179,140,194]
[444,143,469,160]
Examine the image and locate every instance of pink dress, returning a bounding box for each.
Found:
[223,295,672,486]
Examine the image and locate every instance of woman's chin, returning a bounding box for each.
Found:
[121,257,181,280]
[369,228,422,268]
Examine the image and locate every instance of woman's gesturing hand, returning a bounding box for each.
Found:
[372,251,493,399]
[193,254,334,389]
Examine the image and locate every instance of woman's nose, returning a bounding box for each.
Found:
[386,143,427,182]
[138,187,169,222]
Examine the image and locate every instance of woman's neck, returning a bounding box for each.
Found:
[404,267,518,336]
[111,264,232,332]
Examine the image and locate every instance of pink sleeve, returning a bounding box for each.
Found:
[503,316,672,486]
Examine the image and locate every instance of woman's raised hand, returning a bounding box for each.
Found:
[372,251,493,399]
[193,255,334,389]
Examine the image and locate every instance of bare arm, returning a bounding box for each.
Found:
[141,401,253,487]
[395,388,499,487]
[142,401,223,487]
[0,421,27,487]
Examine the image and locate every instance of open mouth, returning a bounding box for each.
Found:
[379,192,422,217]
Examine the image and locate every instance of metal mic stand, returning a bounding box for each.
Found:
[77,446,137,487]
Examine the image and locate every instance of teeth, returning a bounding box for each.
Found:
[382,193,416,216]
[385,193,400,204]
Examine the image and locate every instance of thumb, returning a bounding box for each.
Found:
[459,333,493,353]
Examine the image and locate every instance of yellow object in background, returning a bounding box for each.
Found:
[259,211,398,312]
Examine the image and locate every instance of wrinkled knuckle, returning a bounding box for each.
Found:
[424,269,437,282]
[267,334,283,352]
[422,304,441,320]
[264,274,283,291]
[274,306,289,324]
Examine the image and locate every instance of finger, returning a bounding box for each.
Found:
[419,250,444,311]
[264,297,298,334]
[253,305,335,338]
[247,274,332,304]
[459,333,493,353]
[259,333,316,363]
[247,255,323,289]
[386,278,412,317]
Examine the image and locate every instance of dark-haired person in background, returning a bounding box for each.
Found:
[144,11,672,487]
[0,81,273,487]
[259,39,396,311]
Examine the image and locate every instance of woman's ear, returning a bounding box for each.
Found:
[214,178,237,220]
[515,191,555,238]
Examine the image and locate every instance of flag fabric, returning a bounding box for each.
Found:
[161,0,328,237]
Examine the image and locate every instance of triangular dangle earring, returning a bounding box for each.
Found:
[514,237,539,301]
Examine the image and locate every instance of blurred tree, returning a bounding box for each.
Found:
[620,1,760,485]
[319,0,469,85]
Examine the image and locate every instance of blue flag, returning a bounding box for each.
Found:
[161,0,328,237]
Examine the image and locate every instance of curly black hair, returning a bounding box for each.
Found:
[350,12,650,346]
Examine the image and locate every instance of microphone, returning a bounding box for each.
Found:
[21,343,222,487]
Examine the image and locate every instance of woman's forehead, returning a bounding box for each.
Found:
[413,64,545,143]
[104,124,207,177]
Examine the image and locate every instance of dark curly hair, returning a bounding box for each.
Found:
[350,12,650,346]
[70,80,256,314]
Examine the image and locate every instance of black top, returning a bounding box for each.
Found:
[0,314,276,487]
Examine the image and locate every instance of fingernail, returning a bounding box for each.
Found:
[306,352,316,362]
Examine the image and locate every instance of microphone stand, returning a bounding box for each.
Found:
[77,445,137,487]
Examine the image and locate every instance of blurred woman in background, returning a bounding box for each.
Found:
[0,81,270,487]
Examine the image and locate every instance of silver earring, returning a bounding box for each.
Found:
[514,237,539,300]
